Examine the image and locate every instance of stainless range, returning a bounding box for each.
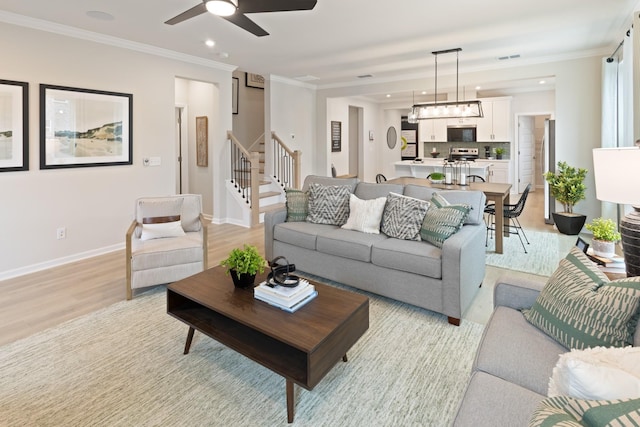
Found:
[449,147,479,161]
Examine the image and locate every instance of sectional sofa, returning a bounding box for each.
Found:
[264,175,487,325]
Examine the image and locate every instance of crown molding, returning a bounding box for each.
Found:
[0,10,237,72]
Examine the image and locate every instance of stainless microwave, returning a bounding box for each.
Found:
[447,126,477,142]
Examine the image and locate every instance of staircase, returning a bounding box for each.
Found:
[226,132,286,227]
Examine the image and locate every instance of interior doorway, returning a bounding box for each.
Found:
[175,105,189,194]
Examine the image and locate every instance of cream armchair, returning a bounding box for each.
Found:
[126,194,209,299]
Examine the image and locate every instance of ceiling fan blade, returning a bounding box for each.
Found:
[223,13,269,37]
[239,0,317,13]
[165,3,207,25]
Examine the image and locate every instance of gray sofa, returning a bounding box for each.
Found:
[453,274,640,426]
[264,175,487,326]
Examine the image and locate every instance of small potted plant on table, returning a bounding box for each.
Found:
[585,217,621,258]
[544,161,588,235]
[220,244,267,288]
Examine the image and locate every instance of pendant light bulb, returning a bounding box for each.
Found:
[206,0,238,17]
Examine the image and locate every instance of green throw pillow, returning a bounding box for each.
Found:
[523,247,640,350]
[528,395,640,427]
[419,195,471,248]
[284,188,309,222]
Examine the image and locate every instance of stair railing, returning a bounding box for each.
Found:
[271,131,302,189]
[227,131,260,226]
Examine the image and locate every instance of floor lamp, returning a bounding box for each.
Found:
[592,147,640,277]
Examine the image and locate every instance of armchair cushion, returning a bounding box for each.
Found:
[140,219,186,241]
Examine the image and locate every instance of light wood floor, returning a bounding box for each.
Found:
[0,189,549,347]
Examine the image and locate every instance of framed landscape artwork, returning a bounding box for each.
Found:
[40,84,133,169]
[196,116,208,167]
[0,79,29,172]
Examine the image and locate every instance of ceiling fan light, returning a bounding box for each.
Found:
[206,0,238,17]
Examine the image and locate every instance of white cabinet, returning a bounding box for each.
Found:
[419,119,447,142]
[447,117,477,126]
[488,160,511,184]
[477,98,511,142]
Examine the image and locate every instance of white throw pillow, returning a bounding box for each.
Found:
[140,221,186,241]
[548,346,640,400]
[341,194,387,234]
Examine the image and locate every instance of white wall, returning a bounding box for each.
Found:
[0,22,233,278]
[232,70,265,148]
[268,76,316,184]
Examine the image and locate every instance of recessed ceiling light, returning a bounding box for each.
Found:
[205,40,215,47]
[475,86,481,90]
[539,80,546,84]
[386,94,391,98]
[421,91,427,95]
[86,10,115,21]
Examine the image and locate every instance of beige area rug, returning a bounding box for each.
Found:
[0,285,484,427]
[485,229,577,277]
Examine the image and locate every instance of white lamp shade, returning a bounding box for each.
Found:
[592,147,640,205]
[206,0,238,16]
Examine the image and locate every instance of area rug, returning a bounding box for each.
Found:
[0,285,484,427]
[485,229,577,277]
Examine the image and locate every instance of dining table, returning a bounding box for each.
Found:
[387,177,512,254]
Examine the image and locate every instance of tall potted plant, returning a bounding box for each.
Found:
[544,161,588,235]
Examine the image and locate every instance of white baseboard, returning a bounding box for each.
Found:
[0,243,124,282]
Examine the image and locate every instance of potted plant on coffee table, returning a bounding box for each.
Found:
[220,244,267,288]
[585,217,621,258]
[544,161,588,235]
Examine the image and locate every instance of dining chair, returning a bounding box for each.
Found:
[376,173,387,183]
[468,175,486,182]
[485,183,531,253]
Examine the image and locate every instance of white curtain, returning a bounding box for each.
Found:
[620,36,634,148]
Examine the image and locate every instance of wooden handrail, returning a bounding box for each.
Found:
[271,131,302,189]
[271,131,296,157]
[227,131,251,157]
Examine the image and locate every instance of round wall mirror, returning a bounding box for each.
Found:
[386,126,397,149]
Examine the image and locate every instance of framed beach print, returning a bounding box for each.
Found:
[40,84,133,169]
[0,79,29,172]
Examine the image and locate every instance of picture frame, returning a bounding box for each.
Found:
[0,79,29,172]
[40,84,133,169]
[245,73,265,89]
[331,121,341,152]
[232,77,239,114]
[196,116,208,167]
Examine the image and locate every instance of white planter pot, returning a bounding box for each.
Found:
[591,239,616,258]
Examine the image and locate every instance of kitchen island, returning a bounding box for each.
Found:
[394,159,491,181]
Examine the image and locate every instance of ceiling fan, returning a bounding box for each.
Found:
[165,0,318,37]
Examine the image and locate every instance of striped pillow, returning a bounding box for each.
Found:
[523,247,640,350]
[307,183,352,226]
[419,195,471,248]
[528,395,640,427]
[284,188,309,222]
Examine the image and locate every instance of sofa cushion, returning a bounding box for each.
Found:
[548,346,640,400]
[403,185,485,225]
[475,306,567,396]
[528,395,640,427]
[284,188,308,222]
[301,175,358,192]
[453,371,544,427]
[131,232,203,270]
[307,182,352,226]
[380,192,429,241]
[273,222,338,251]
[371,238,442,278]
[316,228,388,262]
[523,247,640,350]
[420,198,471,248]
[354,182,403,200]
[140,218,186,241]
[341,194,386,234]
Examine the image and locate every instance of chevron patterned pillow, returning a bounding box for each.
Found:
[307,183,352,225]
[523,247,640,350]
[380,192,430,241]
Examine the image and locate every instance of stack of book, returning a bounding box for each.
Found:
[254,278,317,313]
[586,248,626,275]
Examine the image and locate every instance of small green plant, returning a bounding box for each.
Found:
[543,161,587,213]
[586,217,621,242]
[220,244,267,275]
[494,147,505,155]
[429,172,445,180]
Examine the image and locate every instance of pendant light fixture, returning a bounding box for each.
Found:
[205,0,238,17]
[409,48,483,120]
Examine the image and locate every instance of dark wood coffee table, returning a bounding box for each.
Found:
[167,266,369,423]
